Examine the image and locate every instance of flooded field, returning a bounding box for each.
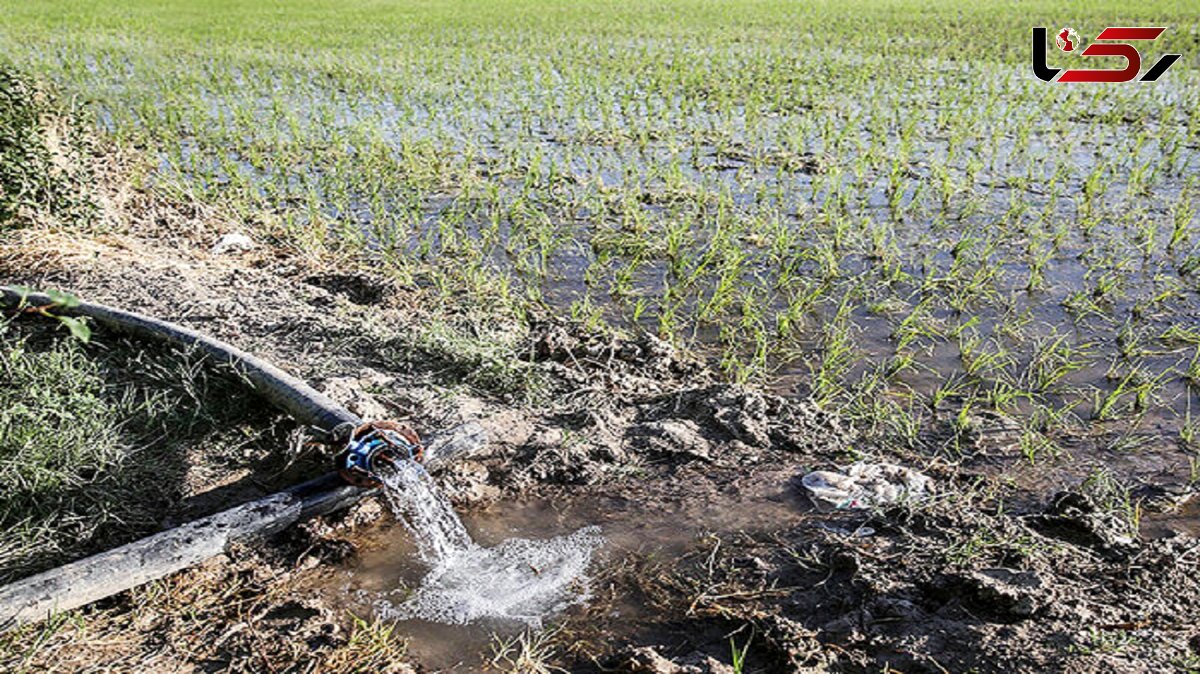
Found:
[3,3,1199,457]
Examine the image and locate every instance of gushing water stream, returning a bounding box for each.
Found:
[373,461,602,626]
[380,460,475,563]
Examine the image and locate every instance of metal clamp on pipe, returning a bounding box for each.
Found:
[336,421,423,487]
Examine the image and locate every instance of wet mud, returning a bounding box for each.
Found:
[1,190,1198,672]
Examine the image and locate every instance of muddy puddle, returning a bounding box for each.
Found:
[313,457,1199,671]
[1142,494,1200,539]
[320,470,812,671]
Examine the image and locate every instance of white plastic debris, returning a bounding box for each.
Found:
[210,232,255,255]
[801,462,932,510]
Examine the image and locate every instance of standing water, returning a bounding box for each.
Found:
[372,460,603,626]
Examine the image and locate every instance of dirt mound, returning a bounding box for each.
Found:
[587,481,1200,673]
[528,317,709,395]
[634,384,851,454]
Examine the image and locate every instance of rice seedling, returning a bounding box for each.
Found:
[0,0,1196,469]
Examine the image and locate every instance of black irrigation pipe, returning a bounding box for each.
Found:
[0,286,360,431]
[0,286,486,629]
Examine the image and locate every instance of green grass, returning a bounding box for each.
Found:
[383,315,551,404]
[1,0,1198,454]
[0,318,289,583]
[0,323,126,576]
[1079,467,1141,538]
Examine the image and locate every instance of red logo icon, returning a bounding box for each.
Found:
[1056,27,1079,52]
[1033,27,1181,83]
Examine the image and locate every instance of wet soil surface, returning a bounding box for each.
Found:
[2,211,1199,672]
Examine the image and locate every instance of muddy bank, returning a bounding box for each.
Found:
[565,479,1200,673]
[1,144,1198,673]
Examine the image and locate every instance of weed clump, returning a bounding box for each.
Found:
[0,319,284,583]
[0,65,96,229]
[384,318,550,404]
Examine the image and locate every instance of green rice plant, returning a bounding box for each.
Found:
[1021,332,1093,394]
[1159,325,1200,349]
[1168,181,1196,251]
[1181,348,1200,390]
[730,631,751,674]
[1019,427,1058,466]
[1093,364,1169,422]
[2,0,1198,459]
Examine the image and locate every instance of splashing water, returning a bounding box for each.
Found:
[374,461,603,626]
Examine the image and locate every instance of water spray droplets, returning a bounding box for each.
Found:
[375,462,602,626]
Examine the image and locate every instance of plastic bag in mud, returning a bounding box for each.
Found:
[801,462,932,510]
